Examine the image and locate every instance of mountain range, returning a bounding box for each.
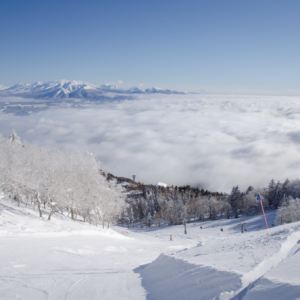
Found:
[0,80,186,100]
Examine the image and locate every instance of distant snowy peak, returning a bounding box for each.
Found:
[0,80,186,99]
[0,85,9,91]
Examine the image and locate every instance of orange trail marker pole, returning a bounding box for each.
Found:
[260,200,268,229]
[257,193,268,229]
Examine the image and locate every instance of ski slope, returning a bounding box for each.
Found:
[1,193,300,300]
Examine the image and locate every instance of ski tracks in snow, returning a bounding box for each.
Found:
[216,228,300,300]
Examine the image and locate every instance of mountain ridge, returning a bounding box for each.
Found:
[0,80,187,100]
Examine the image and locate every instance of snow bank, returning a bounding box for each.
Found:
[232,278,300,300]
[135,254,242,300]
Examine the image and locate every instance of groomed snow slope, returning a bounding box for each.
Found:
[1,193,300,300]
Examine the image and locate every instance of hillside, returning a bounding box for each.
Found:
[1,192,300,299]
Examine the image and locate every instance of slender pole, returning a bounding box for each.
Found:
[260,200,268,229]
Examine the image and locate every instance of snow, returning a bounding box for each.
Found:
[155,182,167,188]
[1,193,300,299]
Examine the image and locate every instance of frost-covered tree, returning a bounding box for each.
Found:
[196,196,209,221]
[243,189,261,216]
[0,131,125,226]
[229,186,241,218]
[9,129,21,145]
[207,196,220,220]
[276,197,300,225]
[146,212,153,227]
[289,179,300,199]
[186,196,197,223]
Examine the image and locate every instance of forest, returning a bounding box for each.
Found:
[0,130,125,228]
[117,174,300,228]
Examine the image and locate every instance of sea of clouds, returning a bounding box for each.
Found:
[1,93,300,193]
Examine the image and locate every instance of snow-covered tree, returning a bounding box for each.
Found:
[276,197,300,225]
[243,189,261,216]
[0,131,125,226]
[196,196,209,221]
[229,186,241,218]
[9,129,21,145]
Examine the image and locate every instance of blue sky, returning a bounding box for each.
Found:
[1,0,300,94]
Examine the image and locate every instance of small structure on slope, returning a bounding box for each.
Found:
[156,182,167,188]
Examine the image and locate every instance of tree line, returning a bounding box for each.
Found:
[118,176,300,227]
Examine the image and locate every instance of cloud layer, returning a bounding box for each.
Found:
[1,93,300,192]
